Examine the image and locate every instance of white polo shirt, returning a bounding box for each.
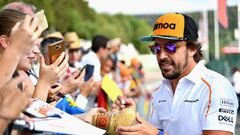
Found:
[149,62,238,135]
[79,50,102,81]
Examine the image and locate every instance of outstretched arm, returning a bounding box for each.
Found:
[0,15,42,88]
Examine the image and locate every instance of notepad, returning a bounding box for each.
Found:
[101,75,123,101]
[14,99,105,135]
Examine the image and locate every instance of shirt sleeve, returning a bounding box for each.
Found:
[75,94,88,110]
[202,78,238,133]
[93,61,102,81]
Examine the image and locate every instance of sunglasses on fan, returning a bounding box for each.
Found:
[149,42,183,54]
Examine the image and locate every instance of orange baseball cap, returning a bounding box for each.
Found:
[140,13,198,41]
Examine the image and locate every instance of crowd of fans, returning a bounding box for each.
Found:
[0,2,150,134]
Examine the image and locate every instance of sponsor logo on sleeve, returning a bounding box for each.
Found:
[219,108,234,114]
[218,115,234,126]
[220,98,234,107]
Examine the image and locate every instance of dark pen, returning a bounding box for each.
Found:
[56,92,65,98]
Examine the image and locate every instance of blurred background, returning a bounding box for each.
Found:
[0,0,239,133]
[1,0,239,78]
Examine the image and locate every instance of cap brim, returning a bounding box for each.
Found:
[140,35,181,41]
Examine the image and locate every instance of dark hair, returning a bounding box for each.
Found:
[91,35,109,53]
[106,55,116,71]
[186,41,203,63]
[0,9,25,36]
[232,67,239,73]
[120,60,126,64]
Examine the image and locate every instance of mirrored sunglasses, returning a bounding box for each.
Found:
[149,42,179,54]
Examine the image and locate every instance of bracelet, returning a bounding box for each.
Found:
[158,130,164,135]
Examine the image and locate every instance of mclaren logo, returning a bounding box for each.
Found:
[153,23,176,30]
[158,100,167,103]
[184,99,198,103]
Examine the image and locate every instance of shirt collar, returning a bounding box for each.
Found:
[184,61,206,84]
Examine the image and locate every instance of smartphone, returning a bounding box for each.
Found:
[35,10,48,31]
[47,40,65,64]
[84,64,94,81]
[79,65,87,75]
[75,65,87,79]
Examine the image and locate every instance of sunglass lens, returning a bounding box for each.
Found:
[150,46,155,54]
[165,43,177,53]
[154,45,161,54]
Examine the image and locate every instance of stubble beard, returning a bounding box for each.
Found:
[159,51,189,80]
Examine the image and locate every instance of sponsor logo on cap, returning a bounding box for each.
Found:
[153,23,176,30]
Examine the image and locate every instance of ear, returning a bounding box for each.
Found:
[189,47,197,58]
[0,35,9,49]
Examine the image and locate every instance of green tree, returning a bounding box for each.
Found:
[0,0,153,53]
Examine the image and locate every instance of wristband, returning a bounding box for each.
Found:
[158,130,164,135]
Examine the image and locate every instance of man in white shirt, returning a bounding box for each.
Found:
[113,13,238,135]
[80,35,110,82]
[80,35,110,108]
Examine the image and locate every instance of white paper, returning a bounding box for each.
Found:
[24,99,105,135]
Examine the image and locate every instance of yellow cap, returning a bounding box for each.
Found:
[140,13,198,41]
[64,32,81,49]
[153,13,184,39]
[46,32,64,39]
